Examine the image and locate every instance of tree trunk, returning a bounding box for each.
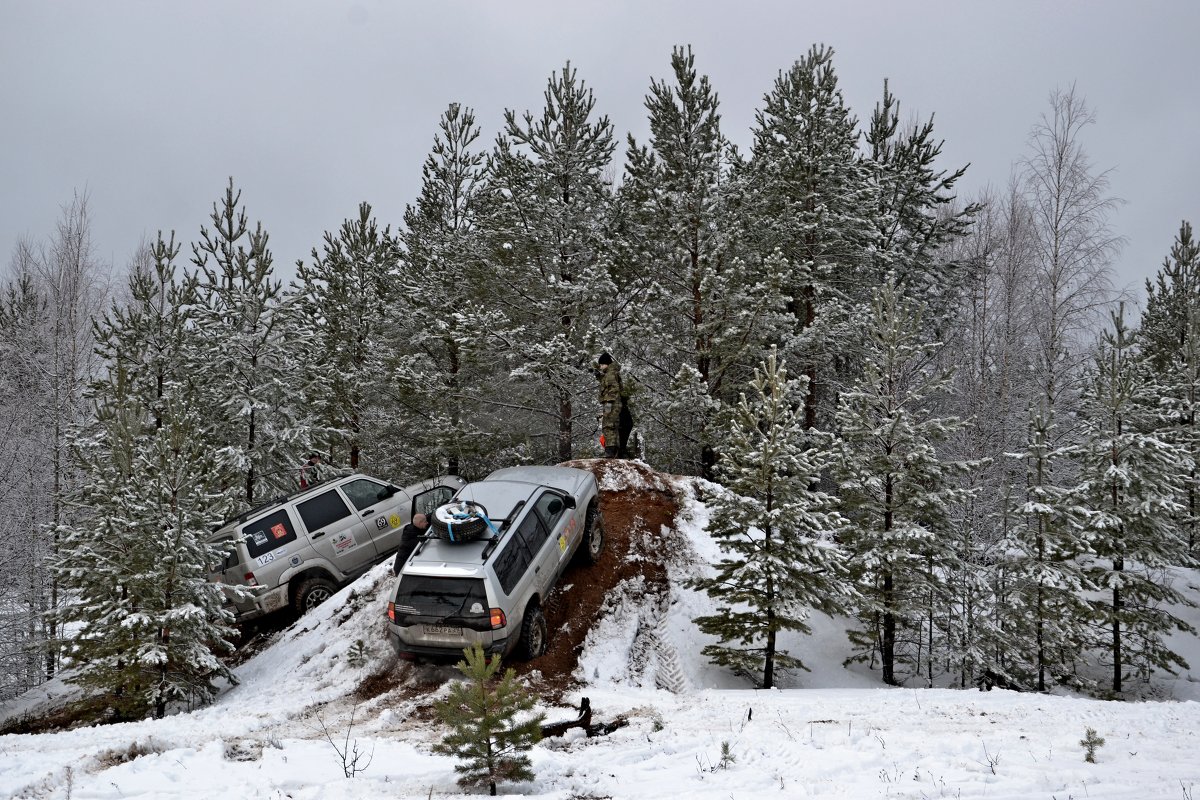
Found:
[558,391,572,462]
[882,570,897,686]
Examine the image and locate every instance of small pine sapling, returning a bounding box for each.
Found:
[1080,727,1106,763]
[717,740,736,770]
[346,640,371,669]
[434,643,545,796]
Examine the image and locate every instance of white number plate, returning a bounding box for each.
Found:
[254,552,276,567]
[424,625,463,637]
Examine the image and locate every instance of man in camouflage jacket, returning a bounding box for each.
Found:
[596,352,622,458]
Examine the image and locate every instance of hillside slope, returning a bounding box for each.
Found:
[3,459,1200,799]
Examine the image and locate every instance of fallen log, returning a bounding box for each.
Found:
[540,697,631,739]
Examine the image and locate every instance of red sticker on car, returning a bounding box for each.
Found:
[271,523,288,540]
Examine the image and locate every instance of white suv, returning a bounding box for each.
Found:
[386,466,604,662]
[209,472,465,621]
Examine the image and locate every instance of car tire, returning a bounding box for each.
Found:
[430,502,490,541]
[516,604,547,661]
[292,576,338,616]
[575,503,605,566]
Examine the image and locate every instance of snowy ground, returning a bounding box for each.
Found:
[3,467,1200,799]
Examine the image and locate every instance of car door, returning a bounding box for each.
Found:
[509,493,559,598]
[338,477,409,555]
[413,484,458,520]
[531,491,574,582]
[295,487,378,571]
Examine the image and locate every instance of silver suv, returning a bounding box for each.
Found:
[209,472,465,621]
[386,465,604,662]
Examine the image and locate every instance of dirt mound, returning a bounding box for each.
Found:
[509,459,685,699]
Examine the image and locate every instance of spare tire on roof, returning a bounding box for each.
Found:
[430,500,491,542]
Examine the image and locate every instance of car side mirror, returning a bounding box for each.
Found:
[561,495,576,510]
[380,485,399,500]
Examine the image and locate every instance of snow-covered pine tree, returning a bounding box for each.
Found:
[743,44,875,432]
[433,642,544,797]
[192,179,311,504]
[390,103,503,479]
[862,80,978,319]
[477,63,618,462]
[1139,221,1200,550]
[1072,305,1194,695]
[616,46,782,477]
[56,235,237,718]
[293,202,397,471]
[835,279,973,686]
[688,348,849,689]
[1001,408,1093,692]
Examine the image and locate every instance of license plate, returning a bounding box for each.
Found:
[424,624,463,637]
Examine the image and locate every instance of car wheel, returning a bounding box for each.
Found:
[430,501,490,541]
[575,503,605,566]
[293,576,337,615]
[516,604,547,660]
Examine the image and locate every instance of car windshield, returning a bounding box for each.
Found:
[393,576,487,618]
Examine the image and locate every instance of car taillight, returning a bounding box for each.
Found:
[490,608,506,629]
[244,572,258,587]
[387,601,395,622]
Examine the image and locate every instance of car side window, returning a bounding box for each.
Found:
[516,505,550,554]
[242,509,297,559]
[340,479,386,511]
[533,492,567,532]
[494,537,532,595]
[413,486,455,518]
[297,490,351,533]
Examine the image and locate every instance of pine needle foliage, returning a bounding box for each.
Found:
[56,235,237,719]
[1073,305,1194,694]
[689,348,849,688]
[433,643,545,796]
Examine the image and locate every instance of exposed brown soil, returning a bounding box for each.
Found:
[508,459,684,700]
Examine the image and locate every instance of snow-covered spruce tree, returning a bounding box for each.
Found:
[835,279,974,687]
[1139,220,1200,550]
[742,44,875,432]
[292,202,397,470]
[1001,408,1093,692]
[192,179,311,505]
[56,235,236,719]
[614,46,775,477]
[433,642,544,797]
[1072,306,1194,695]
[476,63,619,462]
[688,348,849,689]
[389,103,503,479]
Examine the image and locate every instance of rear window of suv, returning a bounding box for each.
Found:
[243,509,298,559]
[393,576,488,621]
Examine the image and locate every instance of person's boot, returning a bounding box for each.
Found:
[604,445,619,459]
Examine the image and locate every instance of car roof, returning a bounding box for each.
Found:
[484,465,593,495]
[405,538,492,574]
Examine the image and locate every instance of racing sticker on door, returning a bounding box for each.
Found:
[388,513,402,529]
[330,531,357,555]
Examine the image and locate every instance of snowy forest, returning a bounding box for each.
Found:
[1,46,1196,713]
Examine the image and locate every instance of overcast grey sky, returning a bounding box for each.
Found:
[2,1,1196,300]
